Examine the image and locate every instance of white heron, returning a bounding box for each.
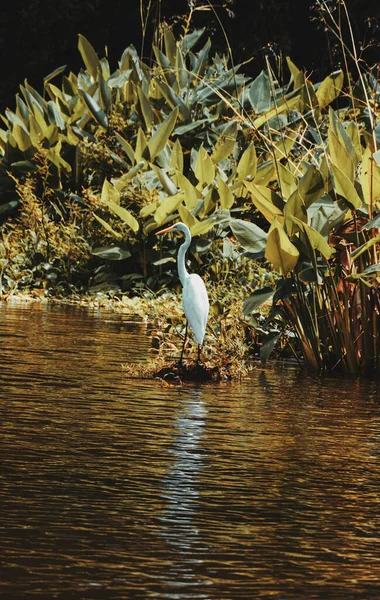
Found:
[156,222,209,363]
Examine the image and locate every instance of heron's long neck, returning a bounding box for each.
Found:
[177,232,191,286]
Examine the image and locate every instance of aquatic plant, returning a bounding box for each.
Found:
[1,0,379,378]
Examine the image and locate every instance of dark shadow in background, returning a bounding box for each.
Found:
[1,0,378,111]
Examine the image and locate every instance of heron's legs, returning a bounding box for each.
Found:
[197,344,202,364]
[179,320,188,365]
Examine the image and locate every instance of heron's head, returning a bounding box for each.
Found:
[156,222,189,237]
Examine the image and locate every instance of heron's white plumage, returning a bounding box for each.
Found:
[156,222,209,352]
[182,273,209,345]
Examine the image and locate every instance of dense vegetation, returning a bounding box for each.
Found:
[0,1,379,376]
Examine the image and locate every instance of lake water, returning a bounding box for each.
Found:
[1,302,380,599]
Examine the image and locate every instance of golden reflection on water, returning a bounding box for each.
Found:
[1,302,380,599]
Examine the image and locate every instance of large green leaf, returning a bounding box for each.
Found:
[244,181,284,224]
[331,162,362,209]
[91,246,131,260]
[237,144,257,181]
[169,139,184,174]
[217,176,234,210]
[78,34,102,80]
[93,213,123,240]
[211,121,238,164]
[47,101,66,130]
[249,70,272,113]
[154,193,184,225]
[148,108,179,161]
[106,203,139,233]
[190,217,215,237]
[156,81,191,123]
[137,85,154,130]
[101,179,120,205]
[351,235,380,261]
[291,216,335,260]
[316,70,344,110]
[260,331,282,365]
[360,146,380,206]
[115,132,135,163]
[80,91,108,129]
[176,172,200,210]
[230,218,267,253]
[298,164,325,208]
[328,128,354,181]
[194,146,215,187]
[243,287,274,316]
[265,217,299,275]
[284,191,307,236]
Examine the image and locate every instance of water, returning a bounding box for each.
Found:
[1,302,380,599]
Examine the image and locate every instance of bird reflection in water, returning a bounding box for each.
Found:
[158,390,212,597]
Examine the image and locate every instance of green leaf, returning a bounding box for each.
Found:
[194,145,215,187]
[180,28,205,54]
[91,246,131,260]
[169,139,184,174]
[135,128,148,162]
[254,160,276,186]
[286,57,304,89]
[101,179,120,205]
[80,90,108,129]
[178,204,197,229]
[151,164,177,196]
[98,69,111,112]
[351,234,380,261]
[244,181,284,224]
[331,162,362,209]
[78,34,102,80]
[298,164,325,208]
[260,331,282,365]
[114,161,145,191]
[47,101,66,130]
[173,118,209,135]
[260,331,282,364]
[284,191,307,236]
[217,175,234,209]
[249,70,272,113]
[328,128,354,181]
[11,124,32,152]
[360,146,380,206]
[137,85,154,130]
[156,81,191,123]
[148,108,179,161]
[237,144,257,181]
[176,172,200,210]
[102,197,139,232]
[291,216,335,260]
[211,120,238,164]
[277,162,295,199]
[190,217,215,237]
[153,46,175,86]
[230,218,267,253]
[317,70,344,110]
[363,212,380,230]
[243,287,274,316]
[154,193,184,225]
[265,217,299,275]
[163,24,177,65]
[43,64,67,85]
[93,213,123,240]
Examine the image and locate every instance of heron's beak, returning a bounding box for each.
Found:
[156,225,175,236]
